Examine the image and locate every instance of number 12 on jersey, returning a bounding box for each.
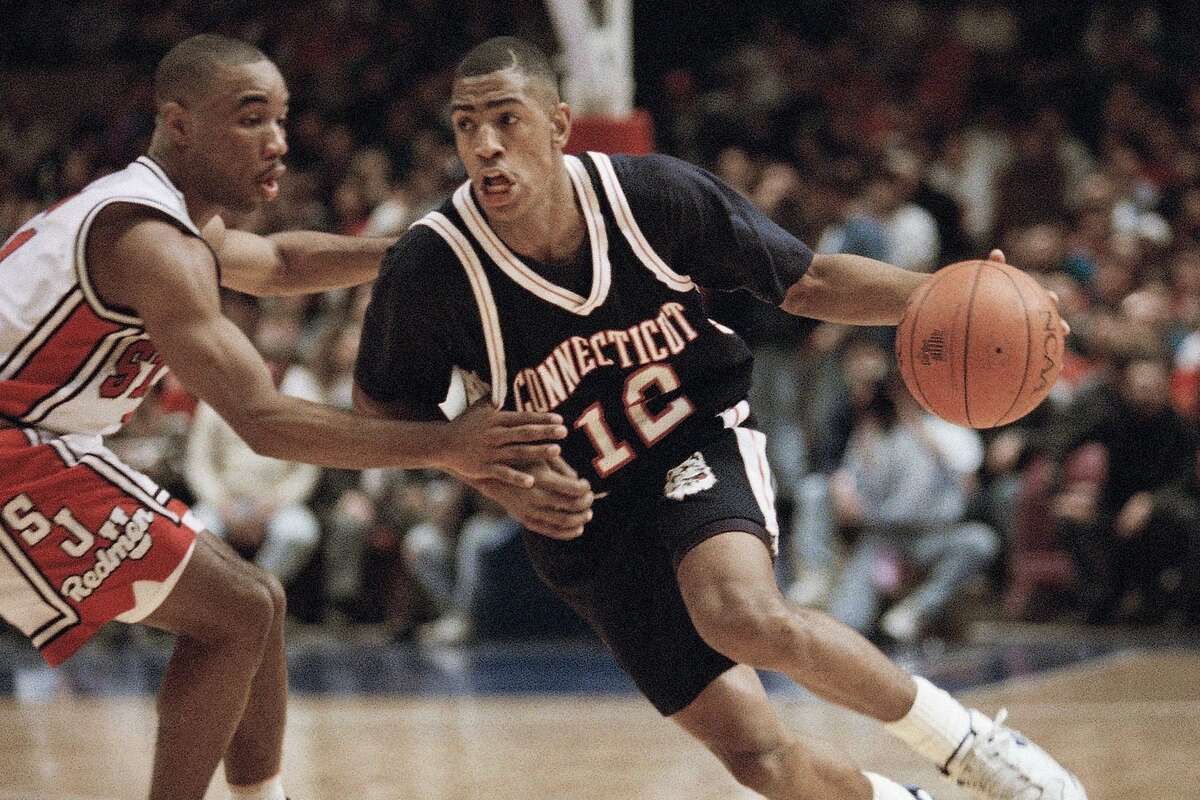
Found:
[573,363,695,478]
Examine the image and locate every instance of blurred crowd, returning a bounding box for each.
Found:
[4,0,1200,647]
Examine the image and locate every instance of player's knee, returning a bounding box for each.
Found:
[254,567,288,624]
[692,587,794,662]
[222,572,277,645]
[713,736,793,792]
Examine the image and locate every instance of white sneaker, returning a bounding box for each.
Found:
[947,709,1087,799]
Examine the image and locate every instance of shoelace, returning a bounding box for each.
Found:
[957,709,1041,798]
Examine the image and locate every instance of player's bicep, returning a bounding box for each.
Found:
[202,217,279,296]
[631,156,810,300]
[114,225,278,429]
[697,184,812,301]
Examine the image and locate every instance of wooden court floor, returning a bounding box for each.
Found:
[1,649,1196,800]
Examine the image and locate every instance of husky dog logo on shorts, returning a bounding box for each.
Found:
[664,452,717,500]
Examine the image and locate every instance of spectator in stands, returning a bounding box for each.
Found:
[787,334,890,607]
[1049,352,1200,624]
[398,475,521,645]
[818,374,1000,643]
[870,150,940,272]
[403,487,523,646]
[994,118,1069,240]
[306,316,376,621]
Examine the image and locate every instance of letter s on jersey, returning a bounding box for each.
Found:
[99,339,164,399]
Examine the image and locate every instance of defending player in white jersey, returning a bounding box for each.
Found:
[0,34,584,800]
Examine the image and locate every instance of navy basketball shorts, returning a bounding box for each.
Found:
[522,420,778,716]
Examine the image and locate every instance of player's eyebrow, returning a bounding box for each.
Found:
[237,92,272,109]
[451,95,523,113]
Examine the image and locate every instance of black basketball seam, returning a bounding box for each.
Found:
[993,265,1034,427]
[961,261,984,427]
[905,280,936,414]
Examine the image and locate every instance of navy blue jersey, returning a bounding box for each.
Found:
[355,152,812,493]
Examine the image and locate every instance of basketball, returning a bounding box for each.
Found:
[895,260,1063,429]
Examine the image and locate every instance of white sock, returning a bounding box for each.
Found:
[883,675,975,771]
[864,771,915,799]
[228,774,286,800]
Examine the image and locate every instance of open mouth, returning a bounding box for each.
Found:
[258,165,285,200]
[480,172,515,196]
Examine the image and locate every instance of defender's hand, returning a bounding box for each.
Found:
[475,456,594,539]
[440,400,567,488]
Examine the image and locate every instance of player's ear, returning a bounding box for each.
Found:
[159,101,192,148]
[551,101,571,148]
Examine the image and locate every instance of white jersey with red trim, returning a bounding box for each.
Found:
[0,156,200,437]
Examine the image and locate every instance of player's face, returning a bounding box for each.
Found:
[187,60,289,213]
[450,68,569,224]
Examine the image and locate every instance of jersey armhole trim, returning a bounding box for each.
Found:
[74,196,201,326]
[412,213,508,409]
[587,152,695,293]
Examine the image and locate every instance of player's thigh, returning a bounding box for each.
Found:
[655,426,779,569]
[675,530,789,646]
[656,428,785,630]
[671,663,791,755]
[522,522,734,717]
[142,531,280,642]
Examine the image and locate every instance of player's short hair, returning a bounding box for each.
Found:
[154,34,269,106]
[454,36,559,102]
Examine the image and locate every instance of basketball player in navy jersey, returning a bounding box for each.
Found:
[0,35,569,800]
[354,37,1086,800]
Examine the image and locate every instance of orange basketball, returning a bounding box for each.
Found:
[895,260,1063,429]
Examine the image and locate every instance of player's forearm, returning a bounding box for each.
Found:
[264,231,393,295]
[781,253,929,325]
[232,395,453,471]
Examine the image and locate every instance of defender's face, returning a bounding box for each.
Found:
[188,59,289,213]
[450,68,568,224]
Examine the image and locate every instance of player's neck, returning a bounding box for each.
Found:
[144,138,220,229]
[491,168,586,266]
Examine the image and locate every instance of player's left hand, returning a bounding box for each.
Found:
[988,248,1070,338]
[473,456,594,539]
[439,400,568,488]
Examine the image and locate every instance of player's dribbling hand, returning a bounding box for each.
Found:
[473,456,594,539]
[440,399,568,488]
[989,248,1071,337]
